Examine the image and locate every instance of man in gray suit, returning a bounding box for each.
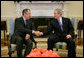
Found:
[11,9,41,57]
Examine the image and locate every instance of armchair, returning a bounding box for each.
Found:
[6,18,37,57]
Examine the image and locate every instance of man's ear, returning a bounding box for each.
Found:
[24,13,26,17]
[24,13,26,16]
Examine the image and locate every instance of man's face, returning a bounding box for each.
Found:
[54,10,61,19]
[24,10,31,20]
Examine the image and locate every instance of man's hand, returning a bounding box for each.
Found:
[34,31,43,36]
[25,34,30,40]
[66,34,72,39]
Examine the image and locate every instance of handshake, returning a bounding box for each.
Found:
[25,31,43,40]
[33,31,43,36]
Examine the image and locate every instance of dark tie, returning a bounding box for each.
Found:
[25,20,30,28]
[57,19,63,31]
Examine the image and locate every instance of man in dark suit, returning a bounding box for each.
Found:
[11,9,41,57]
[38,9,76,57]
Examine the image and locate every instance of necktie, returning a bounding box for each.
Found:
[57,19,63,31]
[24,20,26,25]
[25,20,30,27]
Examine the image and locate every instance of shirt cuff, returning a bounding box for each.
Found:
[41,32,43,35]
[32,30,35,34]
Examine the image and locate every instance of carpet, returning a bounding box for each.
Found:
[1,44,83,57]
[1,38,83,57]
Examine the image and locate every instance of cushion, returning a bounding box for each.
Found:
[55,42,67,50]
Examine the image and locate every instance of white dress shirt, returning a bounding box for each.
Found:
[58,17,63,25]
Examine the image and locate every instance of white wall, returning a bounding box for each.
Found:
[1,1,83,20]
[1,1,17,21]
[67,1,83,19]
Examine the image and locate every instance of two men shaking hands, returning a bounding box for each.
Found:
[13,8,76,57]
[33,31,43,36]
[25,31,43,40]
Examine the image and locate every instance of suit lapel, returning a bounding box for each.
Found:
[56,17,65,32]
[55,19,61,31]
[21,17,25,27]
[62,17,65,31]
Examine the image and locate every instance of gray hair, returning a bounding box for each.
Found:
[55,8,63,15]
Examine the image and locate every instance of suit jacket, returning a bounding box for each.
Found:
[43,17,74,39]
[11,17,36,44]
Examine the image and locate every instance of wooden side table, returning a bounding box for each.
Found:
[37,26,48,31]
[78,20,83,45]
[1,21,7,45]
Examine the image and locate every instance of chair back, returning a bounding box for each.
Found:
[70,18,75,27]
[9,18,14,36]
[75,19,79,34]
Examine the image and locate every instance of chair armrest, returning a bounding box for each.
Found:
[6,32,10,37]
[74,34,77,38]
[6,32,11,40]
[6,32,11,46]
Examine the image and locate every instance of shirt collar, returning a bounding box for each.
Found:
[57,16,62,24]
[23,16,27,25]
[59,17,62,21]
[23,16,26,21]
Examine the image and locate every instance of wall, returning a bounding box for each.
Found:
[1,1,83,20]
[1,1,17,21]
[67,1,83,19]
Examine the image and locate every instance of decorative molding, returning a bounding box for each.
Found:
[14,1,32,3]
[14,1,71,4]
[15,1,71,17]
[15,2,21,17]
